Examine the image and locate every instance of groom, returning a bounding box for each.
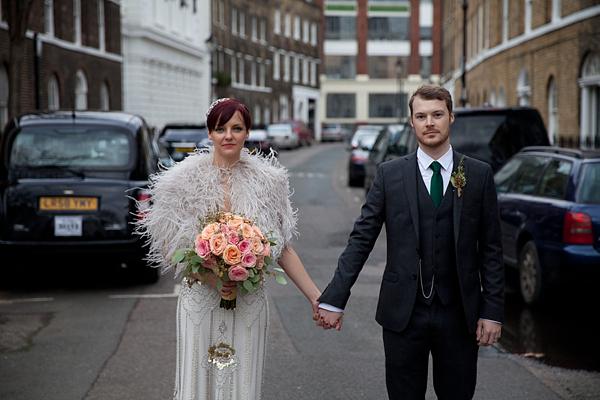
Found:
[317,85,504,399]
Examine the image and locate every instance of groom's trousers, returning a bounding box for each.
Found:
[382,296,479,400]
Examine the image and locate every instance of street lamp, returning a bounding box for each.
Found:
[396,59,404,122]
[461,0,468,107]
[205,33,218,102]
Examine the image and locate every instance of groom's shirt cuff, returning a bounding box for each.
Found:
[318,303,344,313]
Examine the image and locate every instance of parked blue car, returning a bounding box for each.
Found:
[494,147,600,304]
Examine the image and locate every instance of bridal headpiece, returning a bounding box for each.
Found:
[206,98,231,117]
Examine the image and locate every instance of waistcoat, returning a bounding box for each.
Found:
[416,173,460,305]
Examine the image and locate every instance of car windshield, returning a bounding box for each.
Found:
[9,126,132,169]
[162,128,208,141]
[450,115,506,163]
[359,135,378,150]
[268,126,289,134]
[280,121,298,127]
[579,162,600,204]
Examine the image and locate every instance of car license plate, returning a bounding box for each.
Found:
[175,147,195,153]
[54,216,82,236]
[40,197,98,211]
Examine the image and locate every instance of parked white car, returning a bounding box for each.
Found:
[266,124,299,149]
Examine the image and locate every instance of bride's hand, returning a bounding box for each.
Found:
[189,271,237,297]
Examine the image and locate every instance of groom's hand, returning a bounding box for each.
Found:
[316,309,343,331]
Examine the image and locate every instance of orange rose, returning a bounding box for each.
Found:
[209,233,227,256]
[223,244,242,265]
[252,226,265,240]
[201,223,221,240]
[227,215,245,231]
[251,236,264,255]
[240,223,254,239]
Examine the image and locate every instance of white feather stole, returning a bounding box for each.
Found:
[134,148,297,278]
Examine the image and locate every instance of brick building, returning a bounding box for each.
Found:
[441,1,600,148]
[320,0,442,129]
[210,0,322,138]
[0,0,123,131]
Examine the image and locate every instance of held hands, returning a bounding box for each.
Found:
[312,306,344,331]
[476,319,502,347]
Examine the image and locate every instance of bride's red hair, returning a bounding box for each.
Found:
[207,99,252,132]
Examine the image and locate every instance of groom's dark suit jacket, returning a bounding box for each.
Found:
[319,150,504,333]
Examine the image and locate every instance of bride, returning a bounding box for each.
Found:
[137,98,321,399]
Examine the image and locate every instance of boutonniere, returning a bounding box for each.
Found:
[450,155,467,197]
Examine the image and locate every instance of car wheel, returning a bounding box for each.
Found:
[519,241,543,305]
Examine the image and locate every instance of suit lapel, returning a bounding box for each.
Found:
[452,151,466,246]
[402,153,420,248]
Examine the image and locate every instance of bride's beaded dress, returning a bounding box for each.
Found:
[136,149,296,400]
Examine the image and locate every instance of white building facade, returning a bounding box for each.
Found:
[122,0,211,129]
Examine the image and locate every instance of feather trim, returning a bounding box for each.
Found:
[134,147,297,278]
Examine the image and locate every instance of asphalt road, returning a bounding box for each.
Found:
[1,142,599,400]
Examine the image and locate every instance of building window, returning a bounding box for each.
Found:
[239,58,245,85]
[273,51,280,80]
[325,16,356,40]
[251,61,257,86]
[274,9,281,34]
[239,10,246,38]
[311,22,317,46]
[579,53,600,149]
[303,20,309,43]
[502,0,508,42]
[44,0,54,37]
[552,0,561,22]
[231,56,237,83]
[75,69,88,110]
[264,99,271,125]
[302,57,309,85]
[280,95,289,119]
[219,1,225,28]
[284,13,291,38]
[232,8,238,35]
[326,56,356,79]
[498,86,506,107]
[74,0,82,45]
[273,99,279,123]
[254,104,261,126]
[420,56,431,79]
[252,16,258,41]
[518,68,531,106]
[294,16,300,40]
[48,74,60,110]
[260,18,266,42]
[327,93,356,118]
[98,0,105,51]
[283,52,290,82]
[490,88,496,107]
[524,0,532,34]
[420,26,431,40]
[100,82,109,111]
[369,94,399,118]
[369,17,409,40]
[293,54,299,83]
[547,77,558,145]
[310,60,317,86]
[0,64,8,131]
[259,63,265,87]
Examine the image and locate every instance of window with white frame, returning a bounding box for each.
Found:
[44,0,54,37]
[490,88,496,107]
[280,95,289,119]
[274,9,281,34]
[260,18,266,42]
[259,63,265,87]
[547,77,558,145]
[48,74,60,110]
[311,22,317,46]
[219,1,225,28]
[213,0,218,25]
[517,68,531,106]
[232,8,238,35]
[252,16,258,41]
[74,0,82,45]
[552,0,561,22]
[502,0,508,42]
[293,54,299,83]
[294,16,301,40]
[101,82,109,111]
[254,104,261,126]
[98,0,105,51]
[231,55,237,83]
[579,53,600,149]
[239,11,246,38]
[303,20,309,43]
[284,52,290,82]
[273,51,280,80]
[75,69,88,110]
[303,57,309,85]
[310,60,317,86]
[498,86,506,106]
[251,61,257,86]
[284,13,291,37]
[524,0,532,34]
[264,100,271,124]
[239,58,245,85]
[273,99,279,123]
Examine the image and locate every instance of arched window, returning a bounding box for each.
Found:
[579,53,600,149]
[253,104,261,126]
[100,82,109,111]
[263,99,271,125]
[0,64,8,131]
[48,74,60,110]
[490,88,496,107]
[75,69,88,110]
[517,68,531,106]
[547,77,558,145]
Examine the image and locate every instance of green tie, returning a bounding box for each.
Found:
[430,161,443,209]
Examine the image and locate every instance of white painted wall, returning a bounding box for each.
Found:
[121,0,211,130]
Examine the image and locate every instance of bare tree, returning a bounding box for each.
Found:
[4,0,35,119]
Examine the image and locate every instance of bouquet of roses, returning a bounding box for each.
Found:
[171,209,286,310]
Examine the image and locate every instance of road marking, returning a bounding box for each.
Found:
[289,172,327,179]
[109,284,181,299]
[0,297,54,306]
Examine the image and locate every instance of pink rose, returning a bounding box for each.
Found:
[195,238,211,258]
[228,231,239,245]
[228,265,249,281]
[220,224,230,233]
[241,252,257,268]
[209,233,227,256]
[223,244,242,265]
[260,242,271,257]
[238,239,252,254]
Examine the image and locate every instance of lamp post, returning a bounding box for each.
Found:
[461,0,468,107]
[205,34,218,102]
[396,59,404,123]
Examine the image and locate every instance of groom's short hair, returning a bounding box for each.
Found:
[409,85,453,116]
